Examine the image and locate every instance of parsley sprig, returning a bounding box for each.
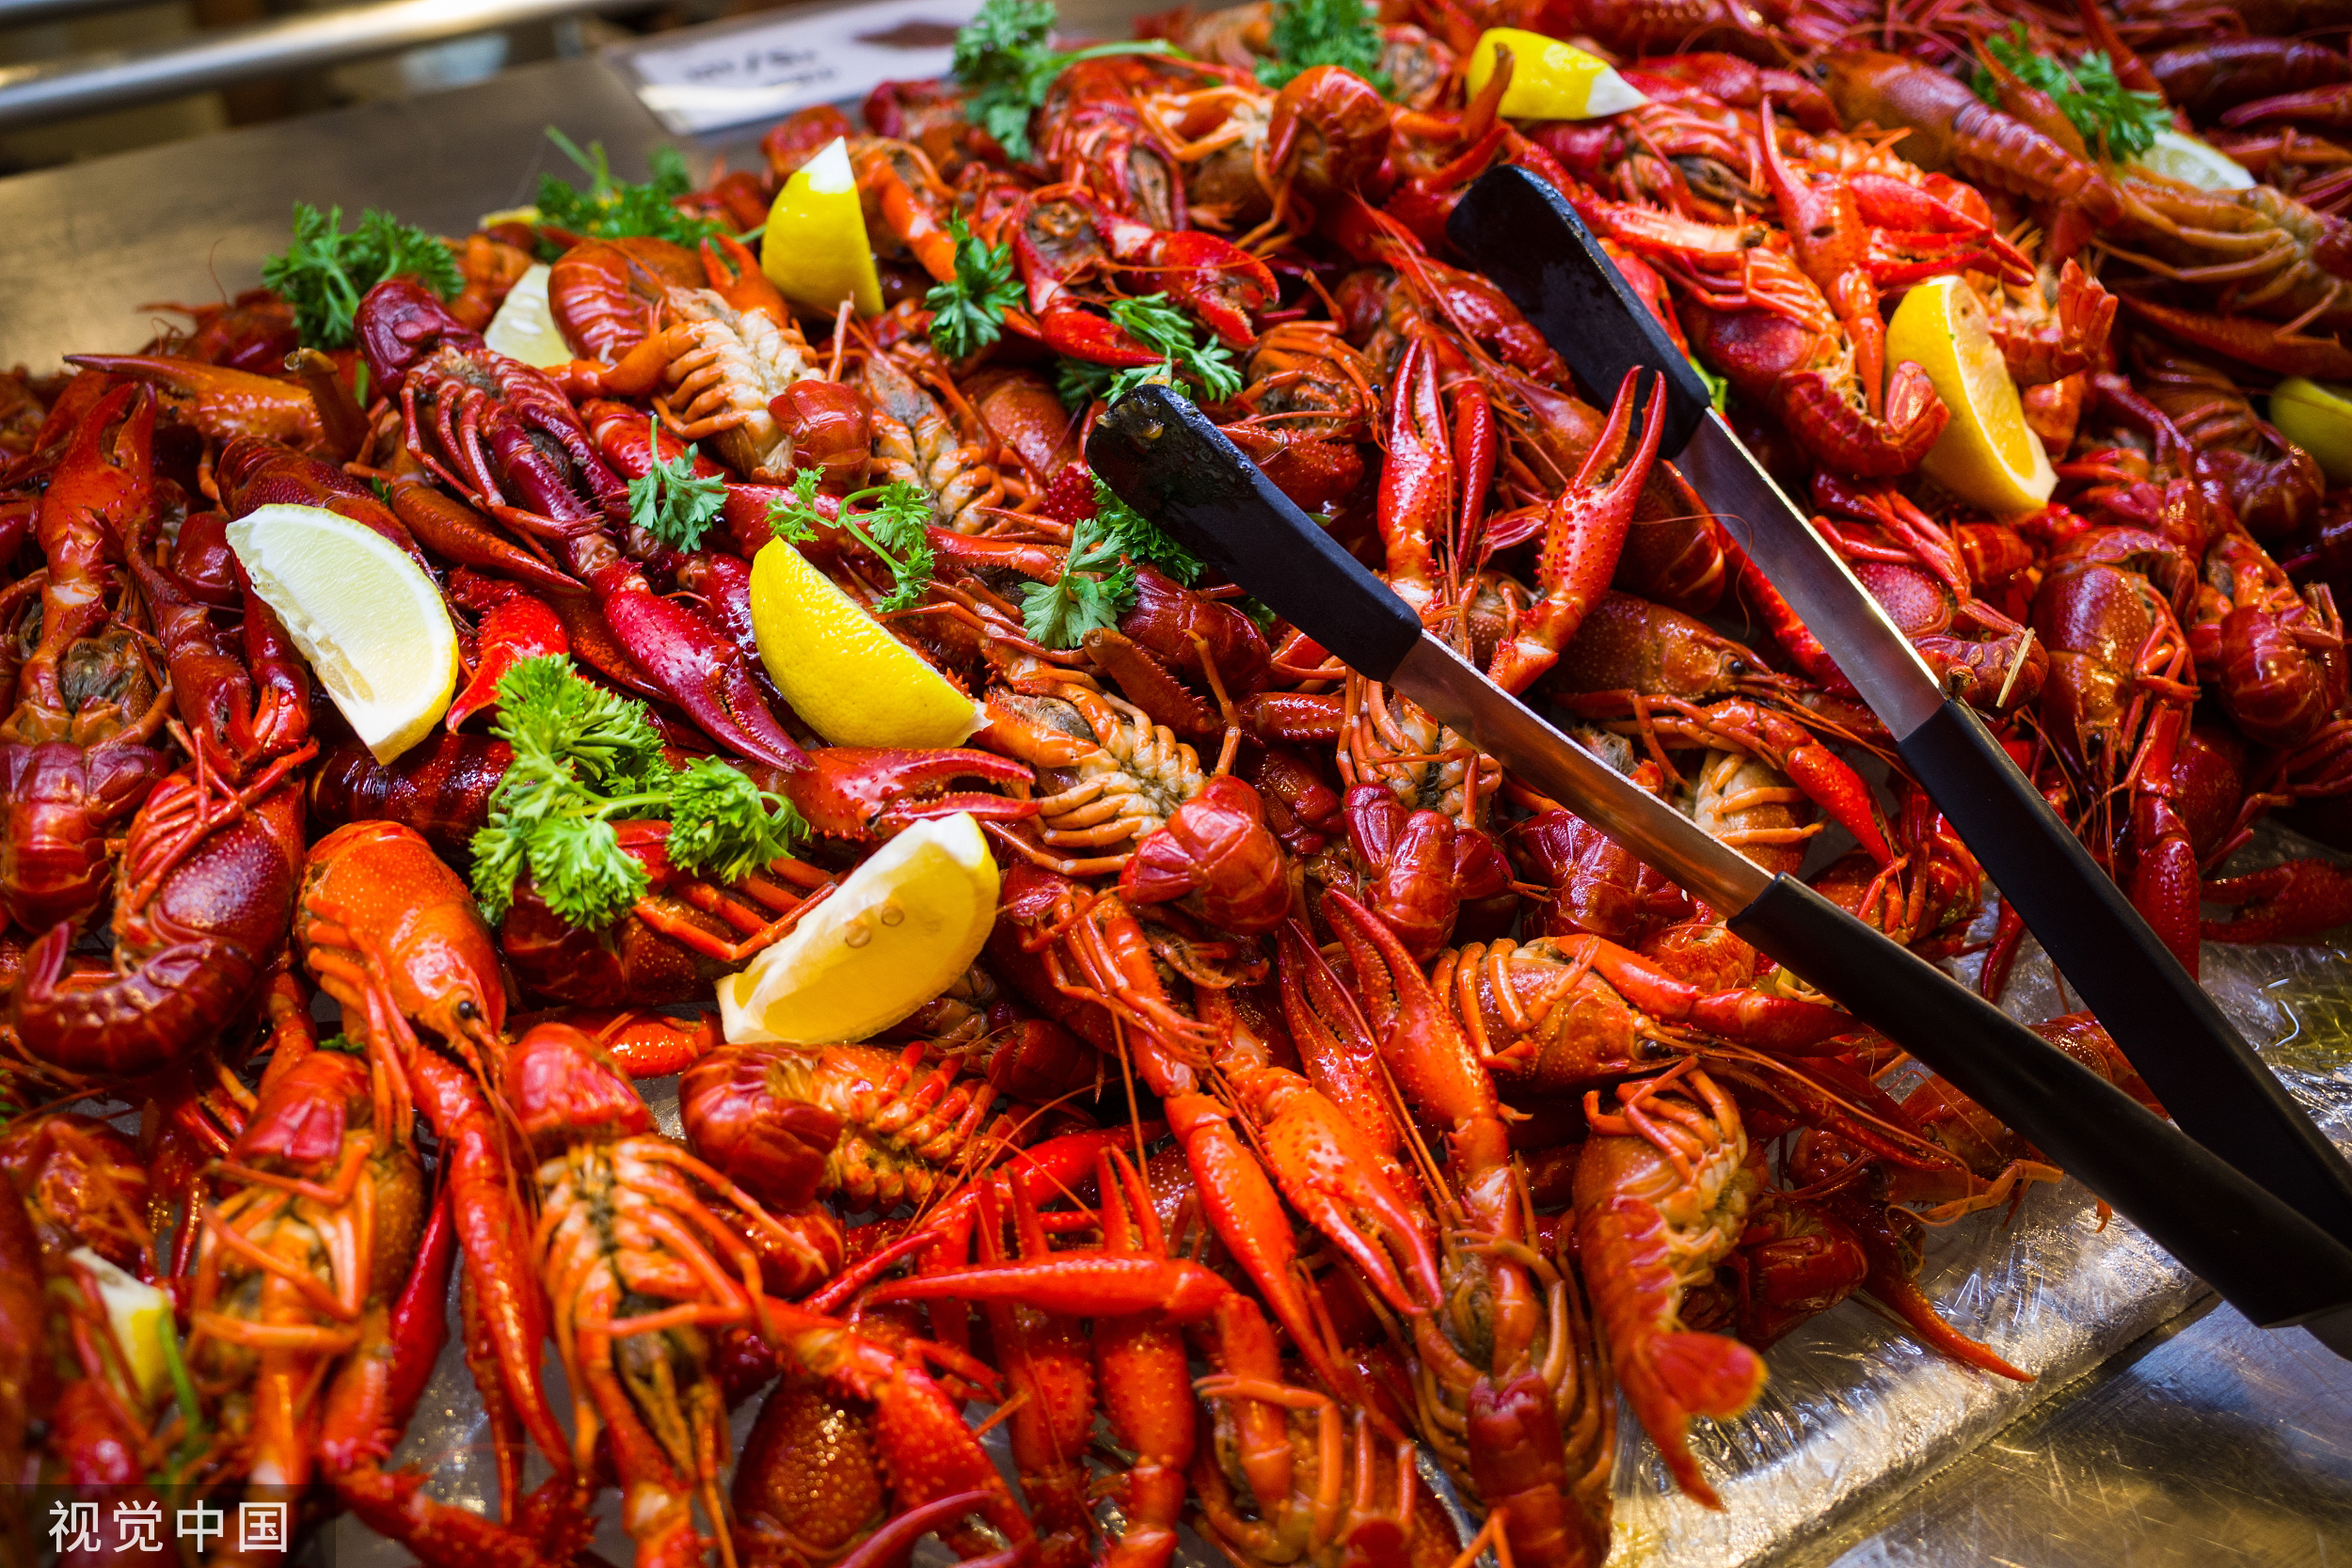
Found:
[1973,25,2166,163]
[536,128,727,247]
[1020,477,1202,647]
[469,657,805,929]
[926,214,1025,359]
[628,415,729,550]
[1054,293,1242,410]
[261,202,463,350]
[953,0,1179,162]
[767,470,939,611]
[1257,0,1389,93]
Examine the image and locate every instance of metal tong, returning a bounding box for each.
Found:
[1087,380,2352,1360]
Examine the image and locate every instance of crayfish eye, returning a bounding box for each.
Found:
[456,999,480,1022]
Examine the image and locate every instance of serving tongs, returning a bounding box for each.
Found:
[1087,382,2352,1359]
[1442,157,2352,1250]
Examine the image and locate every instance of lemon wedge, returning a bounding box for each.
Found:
[228,502,460,764]
[2270,377,2352,485]
[762,136,886,319]
[71,1248,170,1402]
[1465,28,1647,120]
[719,811,999,1043]
[749,536,983,748]
[2127,128,2254,192]
[483,262,571,369]
[1886,276,2057,515]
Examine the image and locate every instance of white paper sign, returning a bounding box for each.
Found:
[617,0,985,135]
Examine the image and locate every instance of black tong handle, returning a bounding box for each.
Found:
[1087,389,1423,679]
[1445,164,1714,453]
[1448,164,2352,1252]
[1733,876,2352,1332]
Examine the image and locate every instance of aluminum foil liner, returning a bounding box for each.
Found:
[335,827,2352,1568]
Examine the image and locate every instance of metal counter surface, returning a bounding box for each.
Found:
[2,35,2348,1566]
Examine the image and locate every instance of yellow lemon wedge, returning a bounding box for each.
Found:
[749,535,984,748]
[1465,28,1647,120]
[1886,276,2057,515]
[71,1248,171,1401]
[719,811,999,1043]
[227,502,460,765]
[762,136,886,319]
[483,262,571,369]
[2127,128,2254,192]
[2271,377,2352,485]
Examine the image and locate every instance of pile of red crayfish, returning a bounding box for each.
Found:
[9,0,2352,1561]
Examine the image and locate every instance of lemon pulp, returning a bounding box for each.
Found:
[227,502,461,764]
[1465,28,1647,120]
[719,812,1000,1043]
[748,536,984,748]
[1887,276,2058,515]
[483,262,571,368]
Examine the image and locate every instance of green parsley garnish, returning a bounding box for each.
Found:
[1090,474,1202,584]
[1690,356,1730,414]
[1257,0,1388,93]
[628,414,729,550]
[1973,24,2166,163]
[766,470,938,611]
[926,214,1025,359]
[1020,476,1203,648]
[261,202,463,350]
[1053,293,1242,410]
[536,128,726,247]
[469,657,805,928]
[1023,511,1136,648]
[952,0,1179,162]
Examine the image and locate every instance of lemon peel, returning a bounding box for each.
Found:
[761,136,886,319]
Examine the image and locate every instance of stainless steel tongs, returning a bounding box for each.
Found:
[1087,368,2352,1361]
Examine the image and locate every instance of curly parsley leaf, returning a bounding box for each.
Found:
[1257,0,1388,93]
[1691,356,1730,414]
[261,201,462,350]
[926,214,1025,359]
[1090,475,1202,585]
[537,128,726,247]
[628,415,729,550]
[668,758,808,883]
[1110,294,1242,401]
[764,467,825,546]
[469,657,803,929]
[1973,24,2166,163]
[951,0,1180,162]
[1022,513,1136,648]
[834,482,939,611]
[1052,293,1240,410]
[529,813,651,930]
[492,655,670,794]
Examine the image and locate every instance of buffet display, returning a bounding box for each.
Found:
[7,0,2352,1563]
